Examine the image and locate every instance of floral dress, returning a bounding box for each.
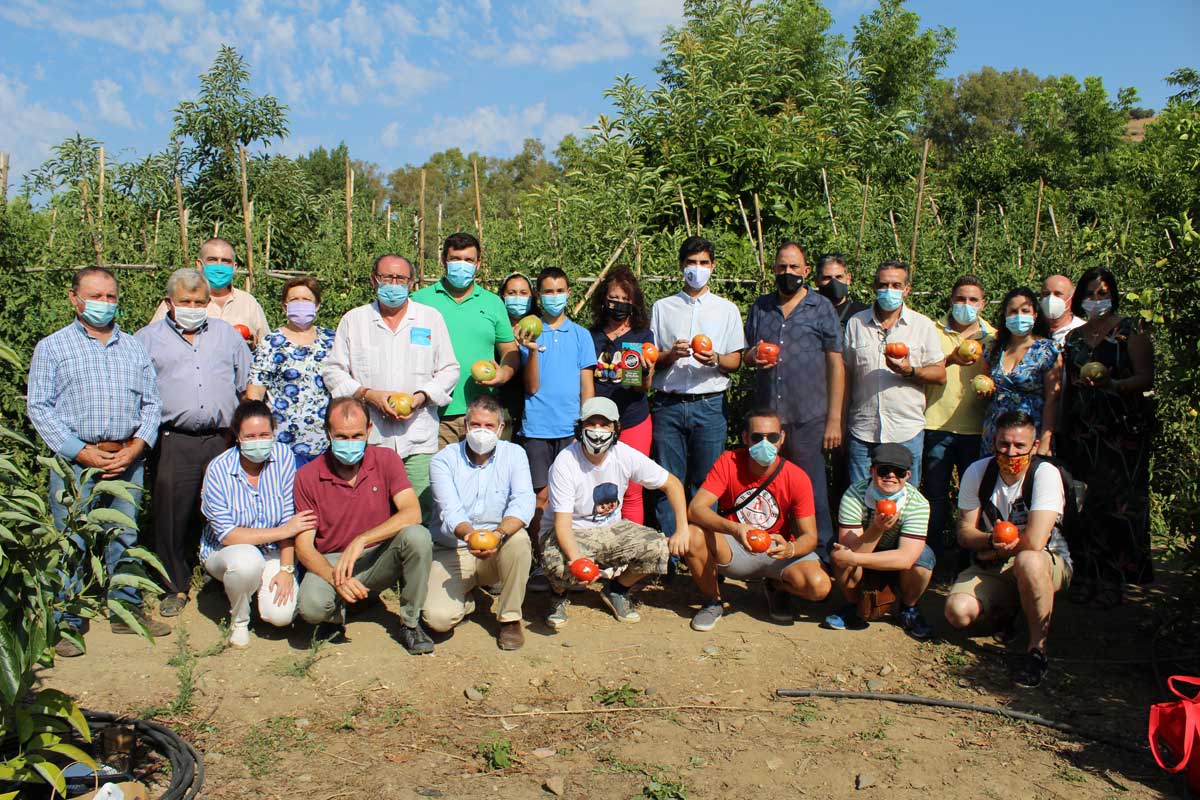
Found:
[1058,317,1154,585]
[980,337,1059,455]
[249,327,335,461]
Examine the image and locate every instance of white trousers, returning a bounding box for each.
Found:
[203,544,296,629]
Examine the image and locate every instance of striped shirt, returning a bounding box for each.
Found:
[199,442,297,562]
[27,321,161,460]
[837,478,930,552]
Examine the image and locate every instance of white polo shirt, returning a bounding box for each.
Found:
[650,289,745,395]
[844,304,942,443]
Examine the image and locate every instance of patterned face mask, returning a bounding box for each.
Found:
[996,452,1031,477]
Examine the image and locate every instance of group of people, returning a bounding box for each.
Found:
[28,230,1154,689]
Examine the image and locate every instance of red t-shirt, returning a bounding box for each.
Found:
[294,446,413,554]
[699,449,815,540]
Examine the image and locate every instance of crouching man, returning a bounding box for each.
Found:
[539,397,690,628]
[944,410,1072,688]
[683,408,831,631]
[823,443,936,638]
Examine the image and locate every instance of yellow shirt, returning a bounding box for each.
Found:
[924,314,995,435]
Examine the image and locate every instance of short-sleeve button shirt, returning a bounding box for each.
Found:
[744,289,843,425]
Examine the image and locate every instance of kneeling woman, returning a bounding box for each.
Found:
[200,400,315,646]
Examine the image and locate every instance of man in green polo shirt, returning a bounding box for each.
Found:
[413,232,521,447]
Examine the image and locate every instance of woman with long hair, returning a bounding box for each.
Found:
[497,272,539,438]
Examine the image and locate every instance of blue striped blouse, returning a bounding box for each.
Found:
[199,442,297,562]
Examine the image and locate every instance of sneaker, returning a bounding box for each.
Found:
[527,568,551,593]
[159,593,189,617]
[761,580,792,623]
[397,623,435,656]
[314,622,347,644]
[600,586,641,623]
[691,600,724,632]
[111,610,172,637]
[480,583,502,597]
[55,637,85,658]
[547,595,570,629]
[1013,648,1049,688]
[498,620,525,651]
[822,603,869,631]
[898,605,934,640]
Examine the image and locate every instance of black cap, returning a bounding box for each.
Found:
[871,443,913,471]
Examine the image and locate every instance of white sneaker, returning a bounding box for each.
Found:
[229,623,251,648]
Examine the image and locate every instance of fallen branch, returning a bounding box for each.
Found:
[392,743,472,764]
[464,704,773,719]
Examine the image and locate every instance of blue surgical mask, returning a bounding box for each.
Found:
[748,438,778,467]
[203,263,235,290]
[541,294,568,317]
[504,295,531,317]
[951,302,978,325]
[876,288,904,311]
[446,260,477,289]
[376,283,409,308]
[239,439,273,464]
[80,300,118,327]
[330,439,367,466]
[1081,298,1112,318]
[1005,313,1035,335]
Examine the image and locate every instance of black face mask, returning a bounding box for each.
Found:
[776,273,804,296]
[819,279,849,304]
[606,301,633,321]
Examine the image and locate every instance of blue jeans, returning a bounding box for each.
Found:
[847,432,925,488]
[782,418,833,556]
[651,393,727,535]
[50,459,145,629]
[921,430,982,558]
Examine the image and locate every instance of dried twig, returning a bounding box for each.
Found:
[465,704,772,719]
[393,743,472,764]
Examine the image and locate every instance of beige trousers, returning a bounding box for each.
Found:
[422,529,532,632]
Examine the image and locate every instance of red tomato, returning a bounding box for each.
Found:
[746,529,771,553]
[993,521,1020,545]
[884,341,908,359]
[570,558,600,583]
[641,343,659,365]
[691,334,713,354]
[757,341,780,365]
[234,324,252,341]
[875,499,897,516]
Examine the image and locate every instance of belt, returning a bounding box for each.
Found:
[161,425,228,437]
[656,391,723,403]
[94,438,137,453]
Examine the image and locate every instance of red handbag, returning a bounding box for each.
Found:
[1148,675,1200,793]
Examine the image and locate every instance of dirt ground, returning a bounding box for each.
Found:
[43,558,1190,799]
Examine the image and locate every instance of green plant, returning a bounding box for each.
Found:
[270,632,328,679]
[591,684,643,708]
[642,777,688,799]
[236,716,310,779]
[787,701,825,724]
[476,734,515,771]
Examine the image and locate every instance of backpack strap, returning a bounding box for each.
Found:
[978,457,1002,530]
[717,455,786,518]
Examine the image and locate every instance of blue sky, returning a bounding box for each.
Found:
[0,0,1195,185]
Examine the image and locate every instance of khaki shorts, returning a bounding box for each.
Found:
[540,520,669,588]
[949,551,1072,617]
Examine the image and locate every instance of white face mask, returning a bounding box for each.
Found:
[1040,294,1067,320]
[173,305,208,331]
[683,266,712,290]
[1081,298,1112,318]
[465,427,498,456]
[581,427,616,456]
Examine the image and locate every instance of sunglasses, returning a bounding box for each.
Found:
[748,432,783,444]
[875,465,907,478]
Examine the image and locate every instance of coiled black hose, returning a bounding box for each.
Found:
[83,711,204,800]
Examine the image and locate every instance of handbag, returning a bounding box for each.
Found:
[1148,675,1200,793]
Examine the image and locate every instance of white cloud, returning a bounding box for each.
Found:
[92,78,135,128]
[380,121,402,148]
[0,73,78,182]
[414,102,587,155]
[158,0,204,14]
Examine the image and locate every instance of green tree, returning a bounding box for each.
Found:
[851,0,955,119]
[925,67,1048,153]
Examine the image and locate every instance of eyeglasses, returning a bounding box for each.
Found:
[875,465,907,478]
[374,273,412,285]
[748,432,782,444]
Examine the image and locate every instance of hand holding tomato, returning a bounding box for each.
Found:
[754,341,780,368]
[743,529,771,553]
[569,557,600,584]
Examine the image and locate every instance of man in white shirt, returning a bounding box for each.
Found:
[944,410,1073,689]
[322,254,460,521]
[649,236,745,535]
[843,260,945,487]
[541,398,690,629]
[1040,274,1086,347]
[150,237,270,347]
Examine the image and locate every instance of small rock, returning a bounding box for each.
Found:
[855,773,875,790]
[416,789,444,798]
[729,718,745,732]
[561,641,573,648]
[765,757,782,771]
[295,718,310,728]
[866,679,885,692]
[632,729,643,738]
[850,667,865,678]
[909,779,928,790]
[566,697,586,712]
[206,752,223,763]
[879,665,894,677]
[512,704,531,713]
[296,774,313,783]
[957,678,970,688]
[465,687,485,702]
[834,673,847,684]
[532,747,556,759]
[530,676,544,688]
[644,685,658,696]
[544,775,566,797]
[703,644,720,656]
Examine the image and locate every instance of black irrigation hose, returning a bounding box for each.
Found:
[83,711,204,800]
[776,688,1146,755]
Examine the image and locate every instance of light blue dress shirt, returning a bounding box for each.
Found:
[429,440,536,549]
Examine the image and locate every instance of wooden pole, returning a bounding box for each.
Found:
[634,235,642,277]
[1049,204,1060,240]
[152,209,161,252]
[48,207,58,249]
[264,213,272,273]
[696,206,702,236]
[79,182,102,266]
[856,175,870,268]
[1032,177,1044,254]
[888,209,902,259]
[0,152,8,209]
[418,168,426,282]
[97,147,105,263]
[516,206,525,240]
[345,156,354,279]
[753,193,766,273]
[437,203,443,249]
[997,204,1011,243]
[572,234,632,316]
[471,156,483,243]
[677,185,693,237]
[909,138,930,270]
[821,168,838,236]
[213,220,221,237]
[182,208,189,263]
[736,196,763,277]
[238,145,255,291]
[972,200,981,268]
[386,206,392,241]
[175,175,188,265]
[1165,229,1175,251]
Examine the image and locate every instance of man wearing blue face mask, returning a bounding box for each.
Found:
[150,238,269,347]
[413,233,520,448]
[842,260,945,488]
[29,266,168,656]
[922,275,995,562]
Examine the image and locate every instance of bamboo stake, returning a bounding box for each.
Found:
[909,138,930,270]
[972,200,981,267]
[888,209,902,259]
[386,207,392,241]
[152,209,161,252]
[753,193,766,273]
[48,207,57,249]
[572,234,632,316]
[997,204,1011,243]
[856,175,870,268]
[1165,229,1175,251]
[1049,204,1060,240]
[238,145,255,291]
[418,169,426,282]
[213,220,221,237]
[821,168,838,236]
[79,182,102,266]
[345,156,353,279]
[0,152,8,208]
[471,156,484,247]
[264,214,272,272]
[182,208,189,263]
[516,206,524,240]
[736,196,763,277]
[437,203,443,249]
[677,185,693,237]
[634,235,642,277]
[696,206,702,236]
[927,195,958,267]
[97,147,105,263]
[371,198,376,216]
[175,175,188,265]
[1032,177,1044,254]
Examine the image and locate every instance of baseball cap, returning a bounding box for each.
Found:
[871,443,913,471]
[579,396,620,423]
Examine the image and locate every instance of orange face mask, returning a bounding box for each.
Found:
[996,452,1031,477]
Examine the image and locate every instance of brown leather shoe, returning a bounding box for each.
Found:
[498,620,525,651]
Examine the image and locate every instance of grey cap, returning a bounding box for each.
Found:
[579,396,620,423]
[871,442,913,470]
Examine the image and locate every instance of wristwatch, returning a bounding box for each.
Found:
[279,564,296,574]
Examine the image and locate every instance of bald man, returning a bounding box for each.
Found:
[1039,275,1085,347]
[150,237,270,347]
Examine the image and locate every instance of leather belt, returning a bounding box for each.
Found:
[656,391,723,403]
[94,439,136,453]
